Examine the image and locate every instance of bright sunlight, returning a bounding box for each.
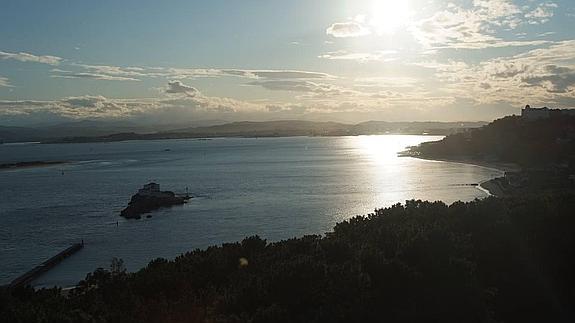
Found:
[370,0,410,34]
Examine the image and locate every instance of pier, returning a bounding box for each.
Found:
[9,241,84,289]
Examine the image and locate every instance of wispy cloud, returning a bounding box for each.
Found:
[163,68,333,80]
[248,80,359,100]
[54,64,334,82]
[413,40,575,106]
[410,1,555,49]
[525,3,558,24]
[0,76,12,87]
[0,51,62,65]
[318,50,397,62]
[51,69,140,81]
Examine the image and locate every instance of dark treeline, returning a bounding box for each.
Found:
[2,193,575,322]
[411,115,575,168]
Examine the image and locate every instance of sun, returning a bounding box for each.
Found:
[370,0,410,35]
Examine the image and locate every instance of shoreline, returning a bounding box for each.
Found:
[0,161,67,171]
[40,133,448,145]
[408,155,520,173]
[478,178,507,197]
[407,155,519,197]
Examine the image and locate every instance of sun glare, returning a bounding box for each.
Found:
[370,0,410,34]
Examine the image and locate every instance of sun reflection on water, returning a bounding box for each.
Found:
[346,135,445,211]
[353,135,413,164]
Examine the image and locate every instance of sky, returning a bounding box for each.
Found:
[1,0,574,126]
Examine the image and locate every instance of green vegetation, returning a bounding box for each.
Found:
[410,115,575,168]
[2,194,575,322]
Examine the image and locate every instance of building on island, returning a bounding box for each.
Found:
[121,183,190,219]
[522,105,575,120]
[137,182,172,198]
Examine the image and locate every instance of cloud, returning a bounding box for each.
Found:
[165,80,200,97]
[63,64,163,81]
[52,69,140,81]
[243,70,331,79]
[410,1,554,49]
[318,50,397,62]
[65,64,333,81]
[0,96,132,121]
[0,76,11,87]
[521,65,575,93]
[248,80,360,99]
[74,64,149,77]
[525,3,558,24]
[0,51,62,65]
[326,21,370,38]
[412,40,575,106]
[353,76,422,89]
[249,80,319,92]
[473,0,521,26]
[61,95,110,108]
[171,68,332,80]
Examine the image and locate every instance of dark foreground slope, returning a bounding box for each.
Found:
[2,194,575,323]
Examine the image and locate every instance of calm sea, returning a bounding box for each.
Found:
[0,135,502,287]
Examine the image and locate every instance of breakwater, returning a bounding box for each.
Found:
[9,242,84,288]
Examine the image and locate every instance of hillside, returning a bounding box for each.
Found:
[170,120,351,137]
[408,115,575,168]
[2,194,574,322]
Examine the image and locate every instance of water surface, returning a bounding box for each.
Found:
[0,136,502,287]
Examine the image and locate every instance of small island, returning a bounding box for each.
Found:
[120,183,191,219]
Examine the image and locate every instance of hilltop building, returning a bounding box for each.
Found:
[521,105,549,120]
[521,105,575,120]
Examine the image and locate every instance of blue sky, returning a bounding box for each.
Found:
[1,0,574,125]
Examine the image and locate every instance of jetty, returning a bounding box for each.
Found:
[9,241,84,289]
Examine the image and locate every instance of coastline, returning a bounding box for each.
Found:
[407,155,519,197]
[42,133,446,144]
[408,155,520,173]
[478,178,507,197]
[0,161,67,171]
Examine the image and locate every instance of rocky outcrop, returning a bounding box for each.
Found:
[120,189,191,219]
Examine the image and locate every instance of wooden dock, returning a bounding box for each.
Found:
[9,242,84,289]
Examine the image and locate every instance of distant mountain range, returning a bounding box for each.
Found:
[0,119,226,143]
[0,120,488,144]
